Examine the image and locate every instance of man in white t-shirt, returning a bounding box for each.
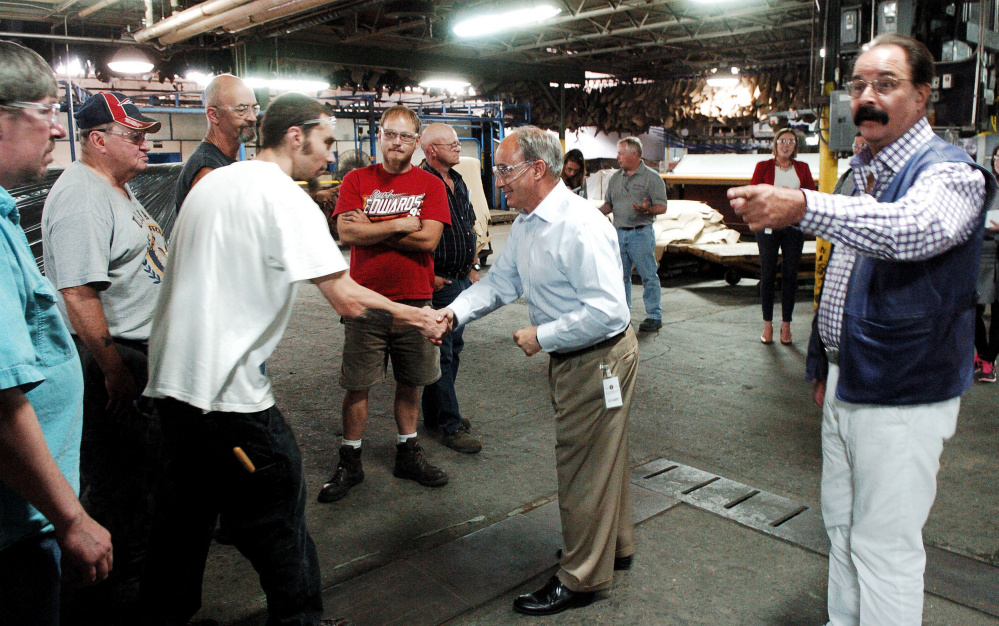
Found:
[140,93,447,626]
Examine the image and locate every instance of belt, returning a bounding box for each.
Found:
[825,347,839,365]
[551,331,626,362]
[617,225,648,231]
[436,268,471,281]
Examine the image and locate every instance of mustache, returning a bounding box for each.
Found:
[854,105,889,126]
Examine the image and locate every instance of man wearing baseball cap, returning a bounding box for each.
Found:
[41,91,167,591]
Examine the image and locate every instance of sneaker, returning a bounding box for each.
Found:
[978,360,997,383]
[638,318,662,332]
[394,438,449,487]
[442,423,482,454]
[974,352,985,375]
[317,445,364,503]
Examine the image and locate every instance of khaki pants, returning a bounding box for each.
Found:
[548,328,638,592]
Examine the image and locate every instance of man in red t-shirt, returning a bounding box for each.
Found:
[319,105,452,504]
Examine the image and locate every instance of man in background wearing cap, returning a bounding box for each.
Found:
[0,40,112,624]
[41,91,167,589]
[174,73,258,211]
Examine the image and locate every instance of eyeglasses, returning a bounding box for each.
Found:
[94,127,148,145]
[845,76,912,98]
[432,141,461,150]
[776,138,796,145]
[296,116,336,130]
[0,100,61,124]
[492,160,536,180]
[381,129,419,144]
[215,103,260,117]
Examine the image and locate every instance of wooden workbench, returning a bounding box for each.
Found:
[666,240,817,285]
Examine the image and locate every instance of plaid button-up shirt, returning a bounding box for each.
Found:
[801,117,985,349]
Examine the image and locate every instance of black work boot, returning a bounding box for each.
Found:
[317,445,364,503]
[393,437,448,487]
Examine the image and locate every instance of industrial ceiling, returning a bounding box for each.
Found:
[0,0,818,86]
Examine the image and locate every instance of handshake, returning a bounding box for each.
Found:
[411,306,454,346]
[414,306,542,356]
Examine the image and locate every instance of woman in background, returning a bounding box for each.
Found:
[974,144,999,382]
[561,149,587,197]
[750,128,815,345]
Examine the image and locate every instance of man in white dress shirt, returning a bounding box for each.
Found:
[440,127,639,616]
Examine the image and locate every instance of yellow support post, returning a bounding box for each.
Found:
[814,82,838,308]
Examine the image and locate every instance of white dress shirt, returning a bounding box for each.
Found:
[449,180,631,353]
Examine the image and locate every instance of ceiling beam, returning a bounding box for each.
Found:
[488,2,811,54]
[244,39,586,84]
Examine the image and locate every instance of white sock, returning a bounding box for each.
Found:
[342,439,362,449]
[397,432,417,444]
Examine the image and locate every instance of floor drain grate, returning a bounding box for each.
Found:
[630,458,999,618]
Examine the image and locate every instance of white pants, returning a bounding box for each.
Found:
[821,364,959,626]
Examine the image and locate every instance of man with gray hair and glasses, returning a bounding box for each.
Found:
[440,127,638,616]
[42,91,168,587]
[0,40,112,624]
[174,73,259,211]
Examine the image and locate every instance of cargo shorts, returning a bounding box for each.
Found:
[339,299,441,390]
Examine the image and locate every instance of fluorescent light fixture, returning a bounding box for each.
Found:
[419,78,471,92]
[55,57,86,77]
[453,3,561,38]
[108,47,154,74]
[185,71,214,87]
[707,69,740,88]
[243,77,331,92]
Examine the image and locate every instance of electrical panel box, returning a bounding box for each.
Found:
[932,58,977,127]
[876,0,915,37]
[841,6,862,50]
[829,90,859,153]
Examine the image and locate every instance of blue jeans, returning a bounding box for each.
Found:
[617,226,662,321]
[0,532,61,625]
[422,276,470,435]
[141,400,323,626]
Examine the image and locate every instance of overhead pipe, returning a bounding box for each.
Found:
[0,30,135,45]
[158,0,332,44]
[226,0,388,35]
[133,0,257,42]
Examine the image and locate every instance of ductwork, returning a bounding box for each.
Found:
[140,0,389,46]
[133,0,257,43]
[223,0,387,34]
[160,0,337,44]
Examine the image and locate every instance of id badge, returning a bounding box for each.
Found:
[603,376,623,409]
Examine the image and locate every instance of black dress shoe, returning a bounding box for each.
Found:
[512,575,594,616]
[556,549,633,570]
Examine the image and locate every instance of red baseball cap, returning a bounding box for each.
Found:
[75,91,162,133]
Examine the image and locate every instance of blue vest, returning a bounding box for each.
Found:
[837,137,994,405]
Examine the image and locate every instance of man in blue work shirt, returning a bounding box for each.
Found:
[0,39,112,624]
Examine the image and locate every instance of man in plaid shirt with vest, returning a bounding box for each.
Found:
[729,34,994,626]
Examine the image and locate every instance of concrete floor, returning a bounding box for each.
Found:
[187,223,997,625]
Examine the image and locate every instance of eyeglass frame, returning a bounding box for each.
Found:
[431,141,461,151]
[776,138,797,146]
[380,128,419,144]
[492,159,538,181]
[0,100,62,124]
[845,76,913,98]
[294,116,336,131]
[211,103,261,117]
[88,125,149,146]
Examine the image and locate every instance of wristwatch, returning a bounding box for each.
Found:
[472,263,482,271]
